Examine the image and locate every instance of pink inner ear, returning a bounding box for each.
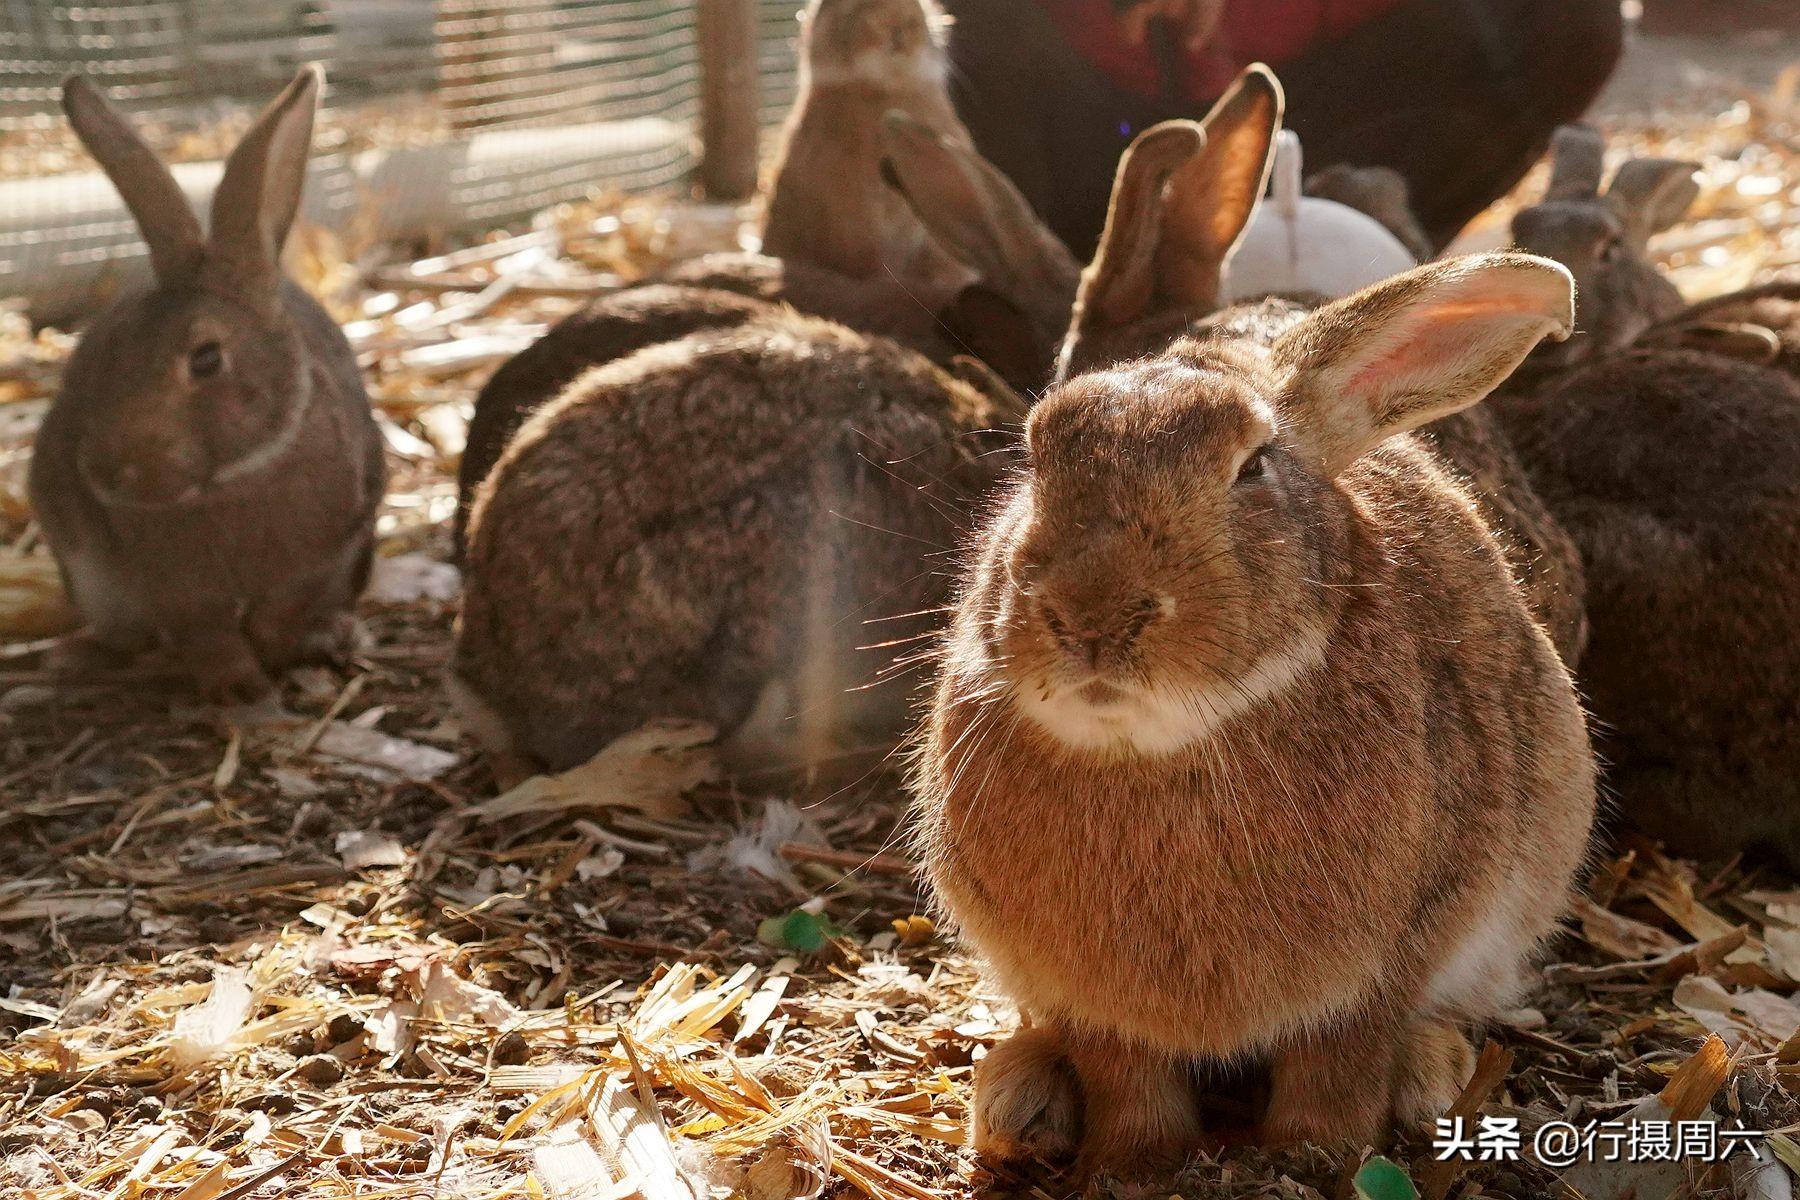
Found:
[1344,293,1544,396]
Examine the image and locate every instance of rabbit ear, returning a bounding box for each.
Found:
[1273,253,1574,476]
[880,111,1080,320]
[1062,66,1283,371]
[208,65,322,292]
[61,75,204,282]
[1607,157,1700,242]
[1545,124,1606,200]
[1157,64,1284,307]
[1060,121,1207,366]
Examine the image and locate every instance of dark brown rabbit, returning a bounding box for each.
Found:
[453,0,1076,558]
[1509,124,1699,375]
[452,315,1020,778]
[1496,347,1800,866]
[913,71,1594,1173]
[31,68,384,702]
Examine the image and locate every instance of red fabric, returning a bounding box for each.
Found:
[1041,0,1412,103]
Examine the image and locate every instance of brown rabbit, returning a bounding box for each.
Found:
[1495,347,1800,867]
[31,68,384,702]
[454,121,1077,556]
[761,0,969,294]
[914,75,1595,1174]
[453,313,1021,777]
[1509,124,1699,375]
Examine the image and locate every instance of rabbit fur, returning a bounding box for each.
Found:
[914,70,1596,1173]
[32,67,383,702]
[453,313,1022,777]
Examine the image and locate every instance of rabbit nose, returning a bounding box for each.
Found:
[1043,597,1158,670]
[1046,622,1109,670]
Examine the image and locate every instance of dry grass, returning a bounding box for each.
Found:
[3,50,1800,1200]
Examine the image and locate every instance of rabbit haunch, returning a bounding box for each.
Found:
[453,314,1018,776]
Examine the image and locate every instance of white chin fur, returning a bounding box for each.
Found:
[1013,633,1328,757]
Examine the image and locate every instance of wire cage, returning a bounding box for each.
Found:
[0,0,801,318]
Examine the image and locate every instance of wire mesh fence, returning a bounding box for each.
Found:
[0,0,802,316]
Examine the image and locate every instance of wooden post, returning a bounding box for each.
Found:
[697,0,760,200]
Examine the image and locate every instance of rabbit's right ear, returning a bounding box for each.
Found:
[1545,124,1606,201]
[1608,158,1700,243]
[62,76,204,282]
[1062,66,1283,370]
[1159,64,1284,306]
[1274,253,1574,475]
[208,65,322,295]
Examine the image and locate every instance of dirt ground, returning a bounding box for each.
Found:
[3,22,1800,1200]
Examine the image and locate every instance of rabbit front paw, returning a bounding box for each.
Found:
[1262,1006,1399,1147]
[1391,1016,1475,1129]
[1066,1033,1206,1179]
[183,632,275,705]
[292,612,365,664]
[972,1024,1082,1163]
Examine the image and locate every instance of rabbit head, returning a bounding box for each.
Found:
[880,110,1082,389]
[1510,124,1697,369]
[990,255,1573,755]
[800,0,950,87]
[1058,67,1284,379]
[59,67,324,507]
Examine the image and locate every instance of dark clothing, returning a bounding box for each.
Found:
[944,0,1625,256]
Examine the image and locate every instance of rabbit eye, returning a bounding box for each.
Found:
[1599,237,1624,264]
[188,341,225,379]
[1235,445,1271,486]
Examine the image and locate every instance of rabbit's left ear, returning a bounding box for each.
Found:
[208,65,322,294]
[1544,124,1606,201]
[1061,65,1283,376]
[1274,253,1574,476]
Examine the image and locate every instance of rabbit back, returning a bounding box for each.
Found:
[456,283,775,554]
[1499,348,1800,862]
[455,315,1013,771]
